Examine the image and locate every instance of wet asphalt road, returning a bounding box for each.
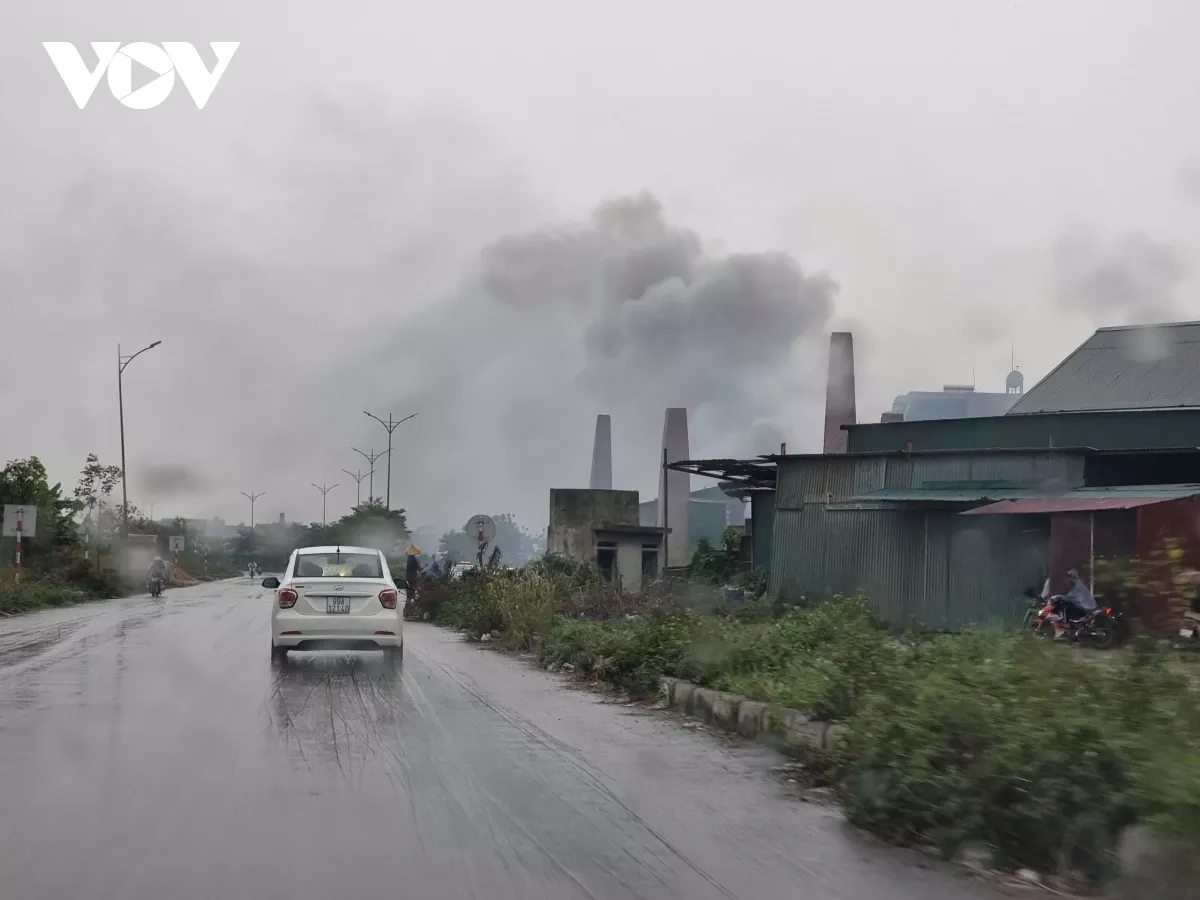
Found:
[0,579,1009,900]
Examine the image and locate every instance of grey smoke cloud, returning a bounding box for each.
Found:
[1052,230,1188,326]
[2,101,834,530]
[140,464,209,497]
[344,191,837,527]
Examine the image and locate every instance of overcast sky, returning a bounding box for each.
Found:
[3,2,1199,530]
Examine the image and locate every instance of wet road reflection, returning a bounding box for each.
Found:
[0,580,1004,900]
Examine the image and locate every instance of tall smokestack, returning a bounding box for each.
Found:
[589,414,612,489]
[657,408,690,567]
[823,332,856,454]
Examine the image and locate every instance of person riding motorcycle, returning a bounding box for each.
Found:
[1049,568,1097,636]
[148,556,168,586]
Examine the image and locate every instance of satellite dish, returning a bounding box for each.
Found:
[466,514,496,545]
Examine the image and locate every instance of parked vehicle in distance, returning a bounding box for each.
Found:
[263,546,403,665]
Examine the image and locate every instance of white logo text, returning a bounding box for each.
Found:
[42,42,240,110]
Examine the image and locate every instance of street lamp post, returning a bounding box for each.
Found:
[362,411,417,511]
[117,340,162,537]
[311,483,338,527]
[351,446,389,503]
[241,491,265,529]
[341,469,368,507]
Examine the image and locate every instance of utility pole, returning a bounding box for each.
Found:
[241,491,265,529]
[117,340,162,537]
[362,411,417,511]
[351,446,390,504]
[311,483,338,527]
[342,469,368,507]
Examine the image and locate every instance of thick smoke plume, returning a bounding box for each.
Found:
[0,104,836,529]
[1053,230,1188,326]
[345,191,837,526]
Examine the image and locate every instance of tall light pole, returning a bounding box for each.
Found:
[341,469,368,507]
[118,340,162,537]
[362,411,417,511]
[351,446,389,504]
[311,483,338,526]
[241,491,265,529]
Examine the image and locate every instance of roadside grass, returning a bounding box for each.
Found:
[430,563,1200,883]
[0,565,125,615]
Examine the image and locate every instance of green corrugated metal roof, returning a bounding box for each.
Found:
[855,483,1200,504]
[1008,321,1200,415]
[853,488,1039,502]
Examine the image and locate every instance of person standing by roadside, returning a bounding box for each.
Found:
[404,544,423,618]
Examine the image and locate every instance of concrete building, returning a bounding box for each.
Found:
[548,488,665,592]
[885,384,1020,422]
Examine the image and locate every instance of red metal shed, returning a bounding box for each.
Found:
[963,485,1200,630]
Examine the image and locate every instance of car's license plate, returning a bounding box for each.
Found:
[1180,628,1196,638]
[327,597,351,614]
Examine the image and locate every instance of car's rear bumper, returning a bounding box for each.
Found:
[277,637,401,651]
[272,609,403,648]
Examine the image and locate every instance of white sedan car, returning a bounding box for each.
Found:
[263,545,404,664]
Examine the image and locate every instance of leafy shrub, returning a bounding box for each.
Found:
[839,631,1200,879]
[542,610,705,697]
[687,527,742,584]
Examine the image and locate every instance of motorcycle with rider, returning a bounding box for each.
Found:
[1031,568,1121,647]
[148,556,168,598]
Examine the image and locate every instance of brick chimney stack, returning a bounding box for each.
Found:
[823,332,857,454]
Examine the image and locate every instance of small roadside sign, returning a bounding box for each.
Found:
[168,536,185,552]
[466,514,496,546]
[3,505,37,538]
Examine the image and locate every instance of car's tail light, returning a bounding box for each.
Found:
[279,588,298,609]
[1105,607,1113,615]
[379,588,398,609]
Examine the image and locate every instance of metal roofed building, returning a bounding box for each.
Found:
[888,385,1020,422]
[673,449,1200,631]
[850,322,1200,453]
[1007,320,1200,415]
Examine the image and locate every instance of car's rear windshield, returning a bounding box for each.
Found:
[293,552,383,579]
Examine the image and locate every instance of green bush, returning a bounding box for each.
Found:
[838,631,1200,879]
[542,610,705,697]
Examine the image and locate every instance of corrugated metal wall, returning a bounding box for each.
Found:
[848,408,1200,454]
[769,505,1042,628]
[768,453,1059,628]
[751,492,775,571]
[883,452,1083,491]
